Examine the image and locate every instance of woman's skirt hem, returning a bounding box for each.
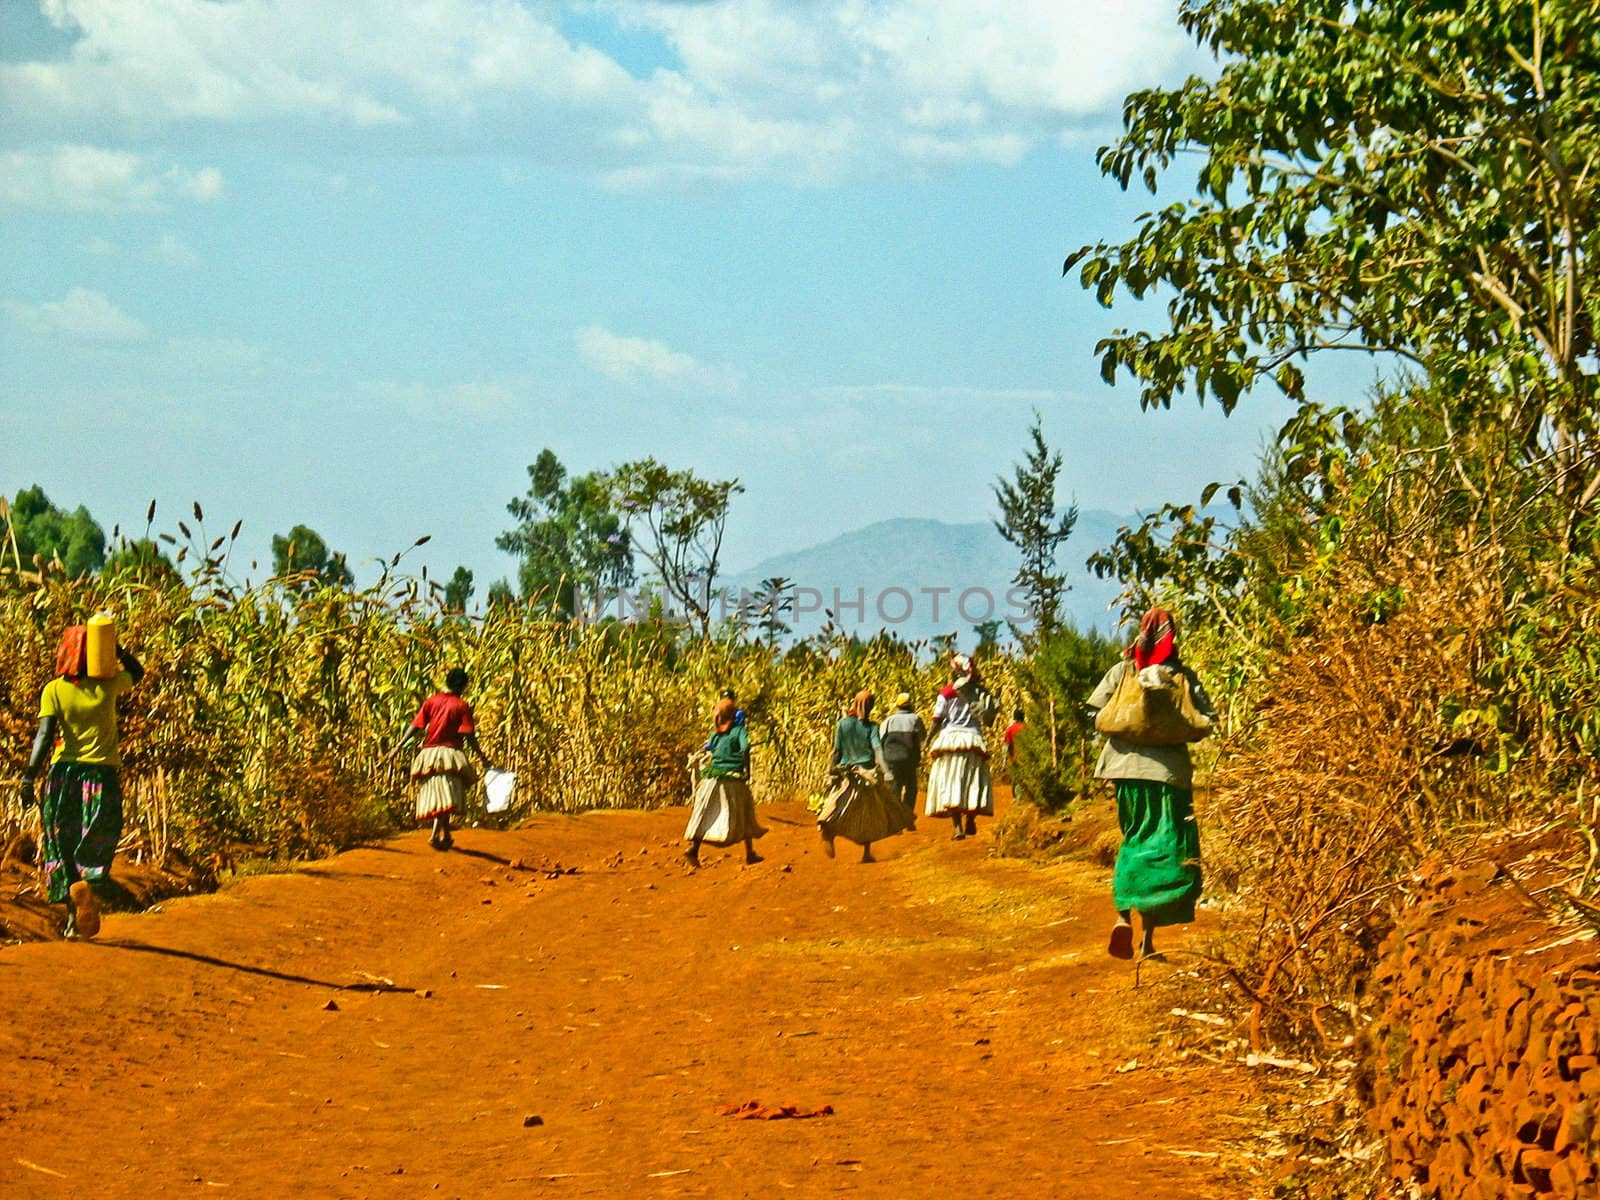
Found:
[684,777,766,846]
[819,773,915,846]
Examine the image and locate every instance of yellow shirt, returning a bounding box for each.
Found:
[39,671,134,768]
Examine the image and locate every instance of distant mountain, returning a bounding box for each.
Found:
[724,512,1131,645]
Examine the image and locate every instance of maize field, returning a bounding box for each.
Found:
[1,524,1011,876]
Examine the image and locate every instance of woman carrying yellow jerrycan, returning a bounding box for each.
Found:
[20,616,146,940]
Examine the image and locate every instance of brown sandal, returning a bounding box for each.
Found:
[1108,922,1134,960]
[69,880,101,940]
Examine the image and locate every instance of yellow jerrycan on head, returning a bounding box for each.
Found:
[86,611,118,680]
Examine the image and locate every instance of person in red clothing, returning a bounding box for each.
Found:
[1002,709,1026,764]
[396,668,493,851]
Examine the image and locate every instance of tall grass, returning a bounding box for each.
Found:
[1,529,1003,875]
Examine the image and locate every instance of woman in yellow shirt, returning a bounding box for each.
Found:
[20,625,145,939]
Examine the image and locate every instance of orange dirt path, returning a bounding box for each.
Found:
[0,791,1259,1198]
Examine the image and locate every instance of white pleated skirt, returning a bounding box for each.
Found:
[924,728,993,816]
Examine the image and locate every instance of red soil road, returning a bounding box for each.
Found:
[0,791,1260,1198]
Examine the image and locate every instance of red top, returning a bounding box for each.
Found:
[412,691,476,749]
[1002,720,1025,761]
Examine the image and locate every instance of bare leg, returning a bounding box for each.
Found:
[860,842,875,864]
[744,837,763,865]
[819,823,836,858]
[963,811,977,836]
[684,838,702,868]
[1139,917,1159,959]
[951,812,966,840]
[437,812,453,850]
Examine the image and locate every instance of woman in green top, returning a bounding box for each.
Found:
[683,696,765,868]
[20,623,146,940]
[818,690,914,864]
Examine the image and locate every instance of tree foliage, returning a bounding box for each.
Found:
[270,524,353,589]
[993,414,1079,638]
[443,565,474,612]
[496,449,634,618]
[1067,0,1600,509]
[609,458,743,638]
[4,485,105,577]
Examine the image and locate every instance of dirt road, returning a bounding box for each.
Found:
[0,793,1260,1198]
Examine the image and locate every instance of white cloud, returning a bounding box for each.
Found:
[576,324,742,394]
[4,286,147,341]
[1,1,1198,187]
[0,144,224,211]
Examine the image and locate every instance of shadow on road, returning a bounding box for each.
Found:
[94,938,414,993]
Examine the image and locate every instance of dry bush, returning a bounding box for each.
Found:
[1207,538,1528,1052]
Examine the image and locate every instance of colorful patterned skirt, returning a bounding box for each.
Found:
[41,761,123,905]
[410,745,477,821]
[924,728,993,816]
[819,771,915,846]
[1112,780,1202,927]
[684,776,766,846]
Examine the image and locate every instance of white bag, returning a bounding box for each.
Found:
[483,768,517,815]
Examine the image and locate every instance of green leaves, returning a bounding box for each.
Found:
[1062,0,1599,498]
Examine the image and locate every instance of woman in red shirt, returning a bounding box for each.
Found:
[396,668,492,851]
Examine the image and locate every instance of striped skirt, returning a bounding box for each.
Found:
[819,770,915,846]
[684,776,766,846]
[410,745,476,821]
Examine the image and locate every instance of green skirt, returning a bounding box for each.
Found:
[1112,780,1201,927]
[40,761,124,905]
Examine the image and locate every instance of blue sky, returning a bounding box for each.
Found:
[0,1,1375,596]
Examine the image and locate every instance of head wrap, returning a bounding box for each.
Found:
[712,697,738,734]
[950,653,979,689]
[56,625,87,681]
[1131,606,1177,669]
[894,692,911,709]
[848,689,875,720]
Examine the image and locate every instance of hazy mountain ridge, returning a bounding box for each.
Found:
[725,512,1131,643]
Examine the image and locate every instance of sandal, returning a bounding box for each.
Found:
[69,880,101,940]
[1108,922,1134,960]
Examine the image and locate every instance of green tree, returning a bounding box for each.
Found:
[485,579,516,609]
[1066,0,1600,515]
[609,458,743,638]
[496,449,634,617]
[993,414,1078,639]
[443,565,474,612]
[740,576,795,646]
[5,485,106,576]
[270,524,354,589]
[1011,623,1118,811]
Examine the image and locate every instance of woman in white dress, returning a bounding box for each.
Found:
[924,654,994,840]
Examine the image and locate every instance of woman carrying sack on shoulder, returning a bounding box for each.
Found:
[683,695,765,869]
[1086,606,1216,962]
[19,623,145,940]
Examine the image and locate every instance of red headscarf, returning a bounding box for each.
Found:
[848,689,875,720]
[1131,607,1177,669]
[56,625,88,681]
[712,697,738,734]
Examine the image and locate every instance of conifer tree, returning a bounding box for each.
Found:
[992,414,1077,639]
